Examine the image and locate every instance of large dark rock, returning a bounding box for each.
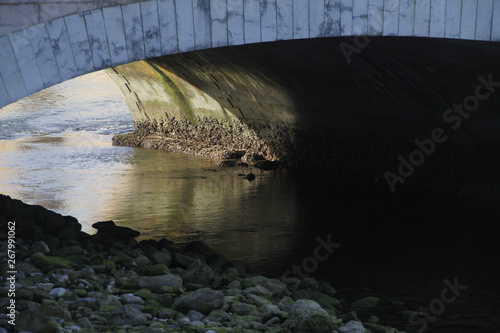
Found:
[91,220,140,242]
[172,288,224,314]
[253,160,282,171]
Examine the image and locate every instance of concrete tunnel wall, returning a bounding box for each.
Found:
[108,37,500,197]
[2,0,500,108]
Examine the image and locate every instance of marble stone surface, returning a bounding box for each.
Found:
[64,13,94,74]
[340,0,353,36]
[84,9,112,70]
[398,0,415,36]
[445,0,461,38]
[244,0,261,43]
[141,1,162,58]
[159,0,179,54]
[103,6,128,66]
[309,0,325,38]
[429,0,445,37]
[324,0,341,37]
[380,0,395,35]
[352,0,368,35]
[193,0,212,49]
[175,0,195,52]
[460,0,478,40]
[227,0,244,45]
[210,0,228,47]
[276,0,293,40]
[0,36,27,102]
[261,0,277,42]
[45,17,78,81]
[475,0,494,41]
[293,0,309,38]
[9,29,44,95]
[122,2,146,62]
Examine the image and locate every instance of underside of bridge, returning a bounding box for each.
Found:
[108,36,500,197]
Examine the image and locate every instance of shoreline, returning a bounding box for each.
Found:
[0,194,407,333]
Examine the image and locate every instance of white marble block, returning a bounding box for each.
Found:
[9,29,44,95]
[103,6,128,66]
[122,3,146,62]
[340,0,353,36]
[228,0,245,45]
[176,0,196,52]
[45,17,78,81]
[261,0,277,42]
[0,36,27,102]
[27,23,62,88]
[158,0,179,54]
[141,1,162,58]
[211,0,228,47]
[277,0,293,40]
[244,0,261,43]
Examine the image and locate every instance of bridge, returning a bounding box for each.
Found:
[1,0,500,107]
[1,0,500,196]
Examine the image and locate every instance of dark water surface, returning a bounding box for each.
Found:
[1,71,499,332]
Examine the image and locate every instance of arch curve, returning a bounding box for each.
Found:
[1,0,500,108]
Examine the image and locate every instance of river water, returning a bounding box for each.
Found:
[1,71,499,332]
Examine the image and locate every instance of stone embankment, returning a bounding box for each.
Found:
[0,194,405,333]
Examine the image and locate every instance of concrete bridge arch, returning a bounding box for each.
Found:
[1,0,500,108]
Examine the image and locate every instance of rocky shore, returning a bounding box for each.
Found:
[0,194,406,333]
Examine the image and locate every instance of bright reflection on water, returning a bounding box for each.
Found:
[0,70,301,269]
[1,70,499,332]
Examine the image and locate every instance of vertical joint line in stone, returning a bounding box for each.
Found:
[396,0,401,36]
[82,12,97,70]
[155,0,163,54]
[381,0,386,36]
[0,72,10,103]
[260,0,264,43]
[489,0,496,41]
[139,3,146,58]
[6,35,28,96]
[411,0,417,36]
[209,0,213,49]
[25,26,44,89]
[365,0,368,35]
[275,0,279,40]
[427,0,431,37]
[225,0,230,47]
[242,0,246,43]
[457,0,463,38]
[119,5,130,61]
[320,0,325,38]
[172,0,180,54]
[44,22,61,83]
[473,0,479,39]
[61,15,79,74]
[307,0,311,38]
[191,0,196,49]
[100,9,113,65]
